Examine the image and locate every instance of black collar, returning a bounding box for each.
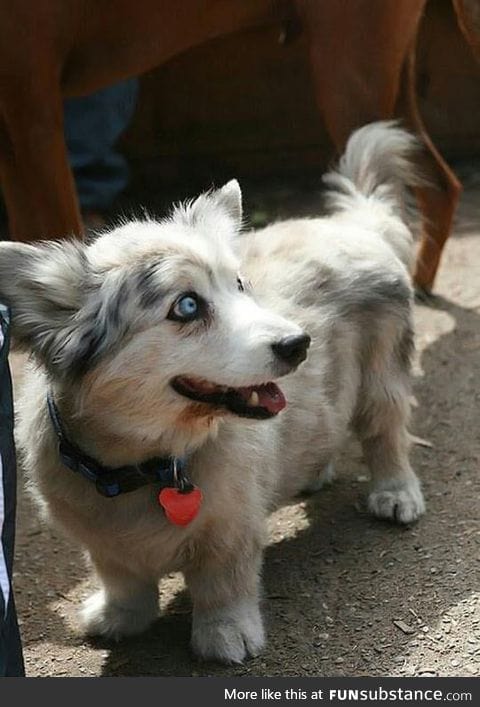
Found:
[47,392,191,499]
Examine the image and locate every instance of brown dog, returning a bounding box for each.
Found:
[0,0,478,290]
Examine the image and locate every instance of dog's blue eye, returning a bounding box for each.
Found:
[169,294,200,322]
[179,296,198,316]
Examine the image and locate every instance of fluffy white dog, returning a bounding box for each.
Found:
[0,122,425,664]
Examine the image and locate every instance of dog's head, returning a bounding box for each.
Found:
[0,181,310,450]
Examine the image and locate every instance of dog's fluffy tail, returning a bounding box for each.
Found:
[323,121,420,210]
[323,120,421,267]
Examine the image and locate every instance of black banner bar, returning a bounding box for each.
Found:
[0,677,478,706]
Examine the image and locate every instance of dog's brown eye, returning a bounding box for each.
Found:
[237,277,245,292]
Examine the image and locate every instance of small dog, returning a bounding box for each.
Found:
[0,122,425,664]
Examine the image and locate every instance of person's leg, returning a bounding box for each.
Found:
[0,305,25,677]
[64,79,139,213]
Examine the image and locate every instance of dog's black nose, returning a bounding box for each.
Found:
[271,333,311,367]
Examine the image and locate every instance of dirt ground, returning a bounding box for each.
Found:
[9,173,480,678]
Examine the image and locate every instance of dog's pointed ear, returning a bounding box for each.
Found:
[0,240,88,357]
[215,179,243,226]
[174,179,243,234]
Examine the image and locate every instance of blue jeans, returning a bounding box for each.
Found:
[64,79,139,212]
[0,306,24,677]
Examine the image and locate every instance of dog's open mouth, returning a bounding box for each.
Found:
[171,376,286,419]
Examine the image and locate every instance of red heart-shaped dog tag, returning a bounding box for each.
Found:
[158,487,203,526]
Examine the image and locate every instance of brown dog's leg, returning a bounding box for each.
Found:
[453,0,480,59]
[399,47,462,292]
[296,0,460,291]
[0,79,82,241]
[295,0,427,145]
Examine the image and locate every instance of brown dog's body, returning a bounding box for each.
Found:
[0,0,478,288]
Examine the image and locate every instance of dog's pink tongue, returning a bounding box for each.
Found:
[240,382,287,414]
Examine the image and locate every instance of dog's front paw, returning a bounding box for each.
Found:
[81,589,158,641]
[191,599,265,664]
[368,475,425,524]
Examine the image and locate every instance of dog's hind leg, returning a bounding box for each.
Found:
[362,423,425,525]
[397,47,462,293]
[297,0,459,291]
[302,461,336,494]
[80,556,159,641]
[354,330,425,525]
[296,0,426,148]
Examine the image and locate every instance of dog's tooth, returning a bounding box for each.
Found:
[249,391,259,407]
